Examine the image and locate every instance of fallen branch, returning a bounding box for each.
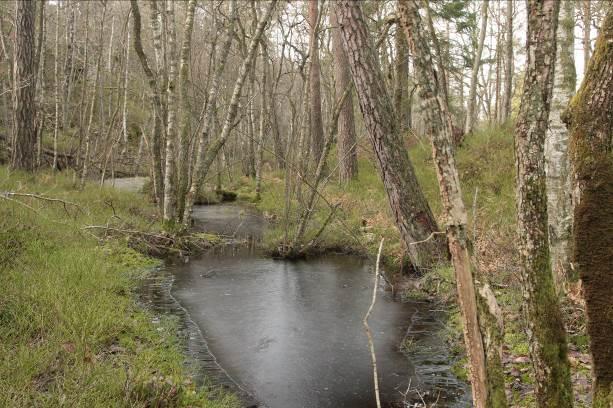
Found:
[1,191,85,217]
[364,238,384,408]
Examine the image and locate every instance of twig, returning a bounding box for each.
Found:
[364,238,384,408]
[1,191,85,217]
[408,231,446,246]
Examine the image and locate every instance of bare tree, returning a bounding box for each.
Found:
[183,0,278,224]
[515,1,572,406]
[465,0,489,135]
[502,0,513,122]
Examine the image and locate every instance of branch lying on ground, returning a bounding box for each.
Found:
[1,191,85,217]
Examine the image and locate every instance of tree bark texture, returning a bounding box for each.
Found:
[330,8,358,184]
[545,0,576,288]
[515,1,573,406]
[502,1,513,121]
[11,0,37,171]
[565,9,613,406]
[131,0,164,209]
[176,0,197,222]
[162,0,177,222]
[308,0,325,168]
[334,0,447,272]
[398,2,507,407]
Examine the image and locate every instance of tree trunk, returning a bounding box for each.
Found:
[465,0,488,135]
[80,4,106,189]
[175,0,197,222]
[565,9,613,405]
[162,0,177,222]
[255,43,267,201]
[334,0,447,272]
[11,0,37,171]
[582,0,591,72]
[398,2,507,407]
[515,1,573,406]
[393,16,409,133]
[130,0,164,210]
[546,0,576,289]
[502,0,513,121]
[330,8,358,184]
[53,2,60,169]
[35,0,45,167]
[307,0,325,168]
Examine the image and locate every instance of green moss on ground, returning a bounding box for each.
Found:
[0,167,238,408]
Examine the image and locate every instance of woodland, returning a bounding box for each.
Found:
[0,0,612,407]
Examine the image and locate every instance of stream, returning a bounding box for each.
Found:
[111,178,469,407]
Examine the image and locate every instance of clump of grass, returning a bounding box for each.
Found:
[0,167,239,408]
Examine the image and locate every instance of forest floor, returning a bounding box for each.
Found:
[0,167,239,407]
[225,124,592,407]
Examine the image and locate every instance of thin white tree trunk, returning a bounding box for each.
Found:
[545,0,575,290]
[465,0,489,134]
[162,0,177,222]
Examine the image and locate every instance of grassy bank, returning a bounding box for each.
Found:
[0,167,238,407]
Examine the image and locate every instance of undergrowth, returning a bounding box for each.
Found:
[0,167,238,407]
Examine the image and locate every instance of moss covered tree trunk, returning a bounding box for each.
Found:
[545,0,576,288]
[398,2,507,407]
[334,0,447,272]
[566,9,613,406]
[515,1,573,406]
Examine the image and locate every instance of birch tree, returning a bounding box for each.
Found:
[545,0,576,289]
[183,0,278,224]
[515,1,572,406]
[465,0,488,135]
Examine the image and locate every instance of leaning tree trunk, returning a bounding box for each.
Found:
[465,0,488,135]
[334,1,447,272]
[330,9,358,183]
[393,16,410,134]
[398,2,507,407]
[545,0,576,290]
[565,9,613,406]
[11,0,37,172]
[515,1,573,406]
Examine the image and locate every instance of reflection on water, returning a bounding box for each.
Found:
[104,181,471,407]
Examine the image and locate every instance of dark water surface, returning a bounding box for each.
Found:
[117,179,469,407]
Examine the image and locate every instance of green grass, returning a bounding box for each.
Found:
[0,167,238,408]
